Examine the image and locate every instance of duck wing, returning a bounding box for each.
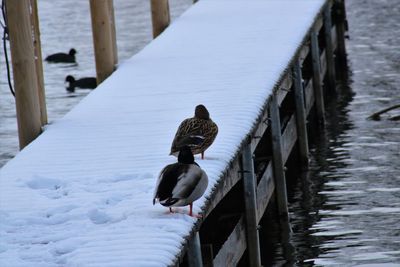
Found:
[172,165,208,204]
[153,163,188,205]
[170,118,205,154]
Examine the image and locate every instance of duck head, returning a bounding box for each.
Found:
[178,146,195,164]
[65,75,75,83]
[195,104,210,120]
[69,48,77,56]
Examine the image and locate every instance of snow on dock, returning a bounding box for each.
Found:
[0,0,325,266]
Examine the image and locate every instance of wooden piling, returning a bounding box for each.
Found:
[323,4,337,94]
[269,94,290,220]
[334,0,348,80]
[310,29,326,127]
[6,0,42,149]
[90,0,115,84]
[293,59,310,169]
[108,0,118,67]
[187,232,203,267]
[30,0,47,126]
[150,0,170,38]
[241,143,261,267]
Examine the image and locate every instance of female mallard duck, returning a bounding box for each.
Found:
[170,104,218,159]
[153,146,208,217]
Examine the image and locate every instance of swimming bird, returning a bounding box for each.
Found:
[65,75,97,92]
[153,146,208,217]
[170,105,218,159]
[45,48,77,63]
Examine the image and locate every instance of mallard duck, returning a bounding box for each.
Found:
[45,48,76,63]
[65,75,97,92]
[170,105,218,159]
[153,146,208,217]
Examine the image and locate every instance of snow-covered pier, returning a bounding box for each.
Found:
[0,0,348,266]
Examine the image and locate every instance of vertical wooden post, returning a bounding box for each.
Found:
[293,60,310,169]
[150,0,170,38]
[187,232,203,267]
[269,94,289,220]
[241,143,261,267]
[30,0,47,126]
[90,0,115,84]
[311,29,326,127]
[323,4,337,94]
[108,0,118,67]
[6,0,42,149]
[334,0,348,81]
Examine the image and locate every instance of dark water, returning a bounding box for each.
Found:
[1,1,399,266]
[266,0,400,266]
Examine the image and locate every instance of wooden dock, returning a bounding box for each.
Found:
[0,0,348,266]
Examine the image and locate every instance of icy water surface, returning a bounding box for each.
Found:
[1,0,399,266]
[0,0,192,167]
[266,0,400,266]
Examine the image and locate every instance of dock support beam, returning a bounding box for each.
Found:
[334,0,348,81]
[150,0,170,38]
[311,30,326,127]
[109,0,118,67]
[30,0,47,126]
[6,0,42,149]
[323,4,337,94]
[269,94,289,220]
[187,232,203,267]
[241,143,262,267]
[90,0,117,84]
[293,60,310,169]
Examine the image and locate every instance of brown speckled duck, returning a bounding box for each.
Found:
[154,146,208,217]
[170,105,218,159]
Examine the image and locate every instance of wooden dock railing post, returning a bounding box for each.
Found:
[241,143,262,267]
[323,4,337,94]
[334,0,348,81]
[293,60,310,169]
[30,0,47,126]
[269,94,290,220]
[6,0,42,149]
[90,0,116,84]
[150,0,170,38]
[187,232,203,267]
[108,0,118,67]
[311,29,326,127]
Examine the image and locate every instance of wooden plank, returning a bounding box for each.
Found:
[250,110,269,153]
[320,49,327,79]
[90,0,115,84]
[204,156,241,218]
[276,71,293,106]
[150,0,170,38]
[293,60,310,169]
[281,115,297,164]
[304,79,315,116]
[298,42,310,65]
[323,4,336,93]
[255,163,275,222]
[213,217,246,267]
[30,0,47,126]
[314,16,324,33]
[250,71,293,153]
[241,144,261,267]
[269,94,289,219]
[311,30,326,126]
[331,25,338,51]
[187,232,203,267]
[6,0,42,149]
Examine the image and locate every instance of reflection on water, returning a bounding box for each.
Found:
[268,0,400,266]
[1,0,399,265]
